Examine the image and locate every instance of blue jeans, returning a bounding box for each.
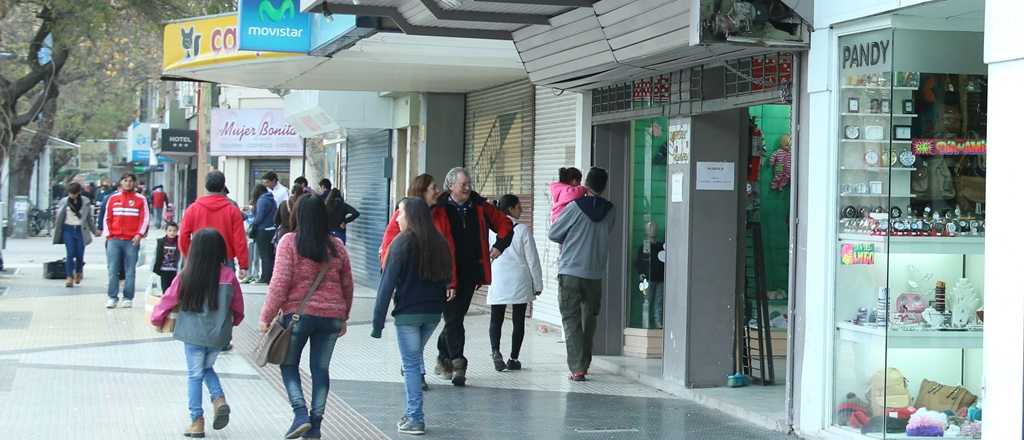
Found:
[184,343,224,421]
[106,239,139,300]
[62,225,84,274]
[280,314,342,419]
[396,320,439,423]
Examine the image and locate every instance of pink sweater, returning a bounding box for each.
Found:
[549,181,588,223]
[260,233,354,325]
[150,266,245,327]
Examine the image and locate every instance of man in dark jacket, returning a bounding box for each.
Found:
[549,167,614,382]
[433,167,514,386]
[252,187,277,283]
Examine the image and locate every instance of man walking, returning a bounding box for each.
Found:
[150,185,167,229]
[549,167,614,382]
[179,171,249,278]
[263,172,289,206]
[434,167,514,386]
[103,173,149,309]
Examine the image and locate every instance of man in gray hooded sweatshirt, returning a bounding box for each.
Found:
[549,167,614,382]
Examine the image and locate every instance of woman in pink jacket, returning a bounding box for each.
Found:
[259,197,354,439]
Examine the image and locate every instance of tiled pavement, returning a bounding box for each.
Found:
[0,237,795,439]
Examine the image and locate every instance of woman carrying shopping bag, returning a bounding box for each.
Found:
[371,198,453,436]
[53,182,100,287]
[259,196,354,439]
[487,194,543,371]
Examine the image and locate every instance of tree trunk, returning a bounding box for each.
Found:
[11,90,58,200]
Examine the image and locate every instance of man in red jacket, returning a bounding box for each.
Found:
[150,185,167,229]
[104,173,149,309]
[179,171,249,279]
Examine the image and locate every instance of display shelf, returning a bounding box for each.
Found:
[841,139,913,144]
[840,113,918,118]
[841,85,918,90]
[838,233,985,255]
[839,193,915,198]
[836,322,982,349]
[839,166,915,172]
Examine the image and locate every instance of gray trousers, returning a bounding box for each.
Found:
[558,274,603,374]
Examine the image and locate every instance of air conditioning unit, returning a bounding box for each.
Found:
[177,84,195,109]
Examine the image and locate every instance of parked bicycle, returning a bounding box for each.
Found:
[28,207,54,237]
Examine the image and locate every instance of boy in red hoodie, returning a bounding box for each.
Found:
[179,171,249,279]
[104,173,149,309]
[549,167,587,224]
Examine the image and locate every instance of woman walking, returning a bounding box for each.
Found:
[260,197,354,439]
[150,229,246,438]
[324,188,360,244]
[251,184,277,283]
[487,194,542,371]
[371,198,453,436]
[53,182,100,287]
[379,174,450,265]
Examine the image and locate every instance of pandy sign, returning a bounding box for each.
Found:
[162,13,296,72]
[238,0,311,53]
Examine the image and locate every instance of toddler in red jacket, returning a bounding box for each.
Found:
[549,167,587,224]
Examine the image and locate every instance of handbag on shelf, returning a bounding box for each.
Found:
[253,262,329,367]
[914,378,977,413]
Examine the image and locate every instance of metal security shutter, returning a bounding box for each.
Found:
[344,129,391,288]
[465,79,535,305]
[532,87,578,326]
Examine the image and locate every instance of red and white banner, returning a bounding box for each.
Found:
[211,108,303,156]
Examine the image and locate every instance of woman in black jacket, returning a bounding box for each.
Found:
[324,188,360,244]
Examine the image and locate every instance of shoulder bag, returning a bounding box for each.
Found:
[253,262,329,367]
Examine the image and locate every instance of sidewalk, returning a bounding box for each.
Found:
[0,236,796,439]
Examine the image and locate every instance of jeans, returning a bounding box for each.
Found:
[152,208,162,229]
[106,239,139,300]
[436,281,476,362]
[280,314,342,419]
[255,229,275,283]
[396,320,439,423]
[62,225,85,275]
[184,343,224,421]
[558,275,603,374]
[489,303,527,359]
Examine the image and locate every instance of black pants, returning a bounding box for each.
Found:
[436,281,476,362]
[159,272,176,294]
[256,229,276,283]
[489,303,527,359]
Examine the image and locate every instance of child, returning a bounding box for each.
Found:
[150,228,245,438]
[549,167,587,224]
[152,222,181,294]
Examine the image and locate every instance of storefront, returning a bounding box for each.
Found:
[799,2,987,438]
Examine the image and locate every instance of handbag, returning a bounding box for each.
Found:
[253,262,329,367]
[247,223,258,240]
[914,378,977,412]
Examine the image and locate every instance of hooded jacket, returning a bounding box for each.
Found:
[549,181,587,223]
[178,194,249,270]
[252,191,277,230]
[379,207,457,288]
[438,191,514,286]
[104,190,150,241]
[549,195,615,280]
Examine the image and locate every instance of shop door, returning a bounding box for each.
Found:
[344,129,391,288]
[249,160,290,193]
[591,121,630,356]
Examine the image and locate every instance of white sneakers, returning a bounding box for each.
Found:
[105,299,133,309]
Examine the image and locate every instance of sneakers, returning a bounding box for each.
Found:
[491,351,507,372]
[569,372,587,382]
[211,396,230,430]
[105,298,118,309]
[451,358,467,387]
[119,299,133,308]
[397,416,425,435]
[284,414,312,439]
[507,359,522,370]
[184,416,205,438]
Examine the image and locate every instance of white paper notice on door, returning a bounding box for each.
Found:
[696,162,735,191]
[671,173,684,202]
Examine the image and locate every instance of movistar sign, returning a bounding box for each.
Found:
[238,0,311,53]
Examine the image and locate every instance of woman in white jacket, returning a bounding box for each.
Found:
[487,194,542,372]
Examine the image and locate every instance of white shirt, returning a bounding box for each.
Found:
[270,183,289,206]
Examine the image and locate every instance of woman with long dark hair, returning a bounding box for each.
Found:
[372,198,453,435]
[260,196,354,439]
[486,194,542,371]
[150,228,245,438]
[250,184,277,283]
[53,181,100,287]
[324,188,360,244]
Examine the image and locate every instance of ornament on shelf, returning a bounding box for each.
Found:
[934,281,947,313]
[922,307,944,328]
[906,265,934,291]
[871,287,888,327]
[952,278,981,328]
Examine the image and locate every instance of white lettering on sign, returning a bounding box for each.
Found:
[247,26,304,38]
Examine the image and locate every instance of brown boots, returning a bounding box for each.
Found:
[64,277,73,288]
[74,272,82,284]
[64,273,82,288]
[184,416,205,438]
[211,396,231,430]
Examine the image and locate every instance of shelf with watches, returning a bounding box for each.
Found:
[840,112,917,118]
[836,321,982,349]
[839,193,915,198]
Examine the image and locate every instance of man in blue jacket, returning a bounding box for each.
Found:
[252,186,277,283]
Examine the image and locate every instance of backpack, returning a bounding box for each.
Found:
[867,368,912,415]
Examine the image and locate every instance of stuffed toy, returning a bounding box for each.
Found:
[906,408,947,437]
[769,134,792,190]
[837,393,871,428]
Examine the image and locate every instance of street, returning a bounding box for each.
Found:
[0,236,794,439]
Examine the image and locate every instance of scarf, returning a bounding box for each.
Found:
[67,196,83,218]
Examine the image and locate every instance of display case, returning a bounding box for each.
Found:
[833,29,986,439]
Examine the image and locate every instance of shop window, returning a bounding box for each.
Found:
[628,117,668,329]
[833,28,985,439]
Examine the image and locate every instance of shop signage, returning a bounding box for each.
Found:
[162,13,296,72]
[159,129,198,154]
[841,39,891,70]
[211,108,302,157]
[841,243,875,265]
[912,138,987,156]
[128,121,154,164]
[696,161,735,191]
[238,0,311,53]
[311,13,356,52]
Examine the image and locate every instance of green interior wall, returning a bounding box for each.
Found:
[749,105,792,307]
[628,118,668,328]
